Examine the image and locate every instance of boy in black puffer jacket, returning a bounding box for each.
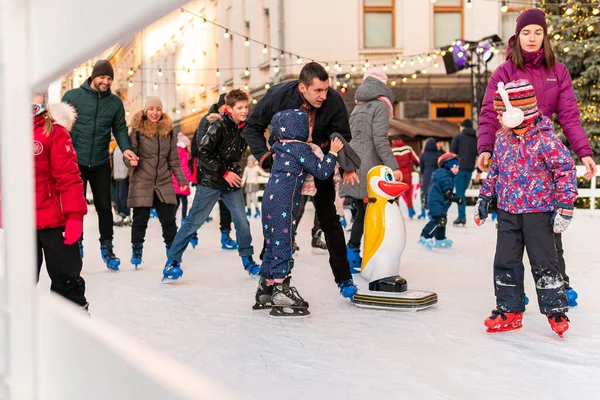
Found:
[161,89,260,282]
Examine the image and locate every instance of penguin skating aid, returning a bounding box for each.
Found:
[353,166,438,311]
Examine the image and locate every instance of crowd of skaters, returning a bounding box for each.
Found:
[24,7,595,331]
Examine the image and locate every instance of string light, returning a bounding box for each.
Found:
[402,77,408,83]
[325,63,330,71]
[176,84,181,90]
[216,69,220,77]
[501,1,508,13]
[158,68,163,77]
[244,37,250,46]
[263,45,268,54]
[466,0,472,9]
[244,68,250,76]
[296,56,302,64]
[153,82,158,90]
[224,29,230,39]
[566,8,574,16]
[128,81,133,88]
[265,83,271,89]
[129,67,134,76]
[244,84,249,90]
[274,65,280,73]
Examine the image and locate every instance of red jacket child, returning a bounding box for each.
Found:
[34,103,87,239]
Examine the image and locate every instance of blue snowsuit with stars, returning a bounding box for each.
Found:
[261,110,338,279]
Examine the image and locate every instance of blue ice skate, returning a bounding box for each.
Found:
[340,216,347,229]
[100,240,120,271]
[434,238,453,248]
[417,208,427,219]
[246,208,252,217]
[491,212,498,221]
[408,207,416,219]
[149,208,158,219]
[242,256,260,276]
[566,287,578,307]
[253,207,261,218]
[418,236,434,250]
[347,246,362,274]
[131,244,143,269]
[338,280,358,300]
[221,229,238,250]
[162,260,183,283]
[189,232,199,249]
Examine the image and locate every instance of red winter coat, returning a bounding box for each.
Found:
[478,39,592,159]
[391,139,419,182]
[34,107,87,230]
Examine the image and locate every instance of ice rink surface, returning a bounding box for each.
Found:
[37,202,600,400]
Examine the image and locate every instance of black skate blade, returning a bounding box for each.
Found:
[252,302,272,310]
[269,306,310,318]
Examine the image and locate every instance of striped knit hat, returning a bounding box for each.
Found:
[493,79,539,133]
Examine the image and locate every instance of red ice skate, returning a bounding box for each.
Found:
[484,310,523,334]
[547,313,569,338]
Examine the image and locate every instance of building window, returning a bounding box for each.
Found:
[364,0,394,48]
[431,102,471,125]
[501,8,522,42]
[433,0,463,49]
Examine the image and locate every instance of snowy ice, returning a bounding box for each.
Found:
[35,201,600,399]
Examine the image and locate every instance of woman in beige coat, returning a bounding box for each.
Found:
[126,96,189,268]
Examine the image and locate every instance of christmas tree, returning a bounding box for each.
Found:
[541,0,600,160]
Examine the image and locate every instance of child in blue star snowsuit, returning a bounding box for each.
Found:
[253,109,353,315]
[418,152,463,250]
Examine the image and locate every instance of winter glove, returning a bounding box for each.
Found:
[552,202,574,233]
[452,195,463,205]
[63,219,83,245]
[474,195,491,226]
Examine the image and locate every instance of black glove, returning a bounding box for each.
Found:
[259,152,273,170]
[474,194,491,226]
[452,195,463,205]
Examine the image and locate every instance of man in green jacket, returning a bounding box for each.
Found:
[62,59,138,270]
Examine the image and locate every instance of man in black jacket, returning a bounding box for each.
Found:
[162,89,260,282]
[450,118,478,226]
[191,94,237,251]
[244,62,358,291]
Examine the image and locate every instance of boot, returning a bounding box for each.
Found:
[347,245,362,274]
[242,255,260,276]
[221,229,238,250]
[162,259,183,283]
[246,207,252,217]
[566,287,578,307]
[453,218,466,227]
[254,207,261,218]
[149,209,158,219]
[131,243,143,269]
[418,236,434,250]
[189,232,199,249]
[100,240,120,271]
[547,313,569,338]
[408,207,415,219]
[311,229,328,254]
[417,208,427,219]
[338,280,358,299]
[484,309,523,334]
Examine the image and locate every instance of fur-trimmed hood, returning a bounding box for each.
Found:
[206,113,223,124]
[47,102,77,132]
[131,109,173,137]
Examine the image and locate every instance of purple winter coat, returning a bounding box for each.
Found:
[478,45,592,159]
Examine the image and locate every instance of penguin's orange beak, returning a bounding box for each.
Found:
[377,181,410,198]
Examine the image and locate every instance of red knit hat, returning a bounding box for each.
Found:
[515,8,547,36]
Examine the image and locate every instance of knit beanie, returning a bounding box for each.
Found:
[493,79,539,133]
[363,67,388,84]
[144,96,163,113]
[177,132,191,147]
[216,93,227,110]
[90,60,114,80]
[515,8,547,36]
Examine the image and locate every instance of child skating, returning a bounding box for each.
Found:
[241,155,269,218]
[475,79,577,337]
[418,152,463,249]
[253,109,350,317]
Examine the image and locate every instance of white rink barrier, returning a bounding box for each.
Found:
[38,293,238,400]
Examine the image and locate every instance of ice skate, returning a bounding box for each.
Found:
[131,243,143,269]
[338,280,358,299]
[566,287,578,307]
[347,245,362,274]
[453,218,466,227]
[484,310,523,334]
[189,233,199,249]
[221,229,238,250]
[149,209,158,219]
[253,207,260,218]
[408,207,415,219]
[100,240,120,271]
[418,236,434,250]
[270,281,310,318]
[417,208,427,219]
[246,207,252,217]
[253,278,274,310]
[162,260,183,283]
[242,255,260,276]
[311,229,328,254]
[547,313,569,338]
[434,238,453,248]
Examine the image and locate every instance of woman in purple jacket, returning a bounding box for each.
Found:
[477,8,595,307]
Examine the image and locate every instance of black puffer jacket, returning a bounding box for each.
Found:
[191,103,219,159]
[420,138,440,192]
[450,127,478,172]
[197,113,247,190]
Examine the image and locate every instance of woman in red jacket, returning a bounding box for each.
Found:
[476,8,593,307]
[33,93,88,309]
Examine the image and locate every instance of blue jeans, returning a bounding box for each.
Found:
[168,185,253,262]
[454,170,471,220]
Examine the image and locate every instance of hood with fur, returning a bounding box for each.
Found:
[47,102,77,132]
[206,113,223,124]
[131,109,173,137]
